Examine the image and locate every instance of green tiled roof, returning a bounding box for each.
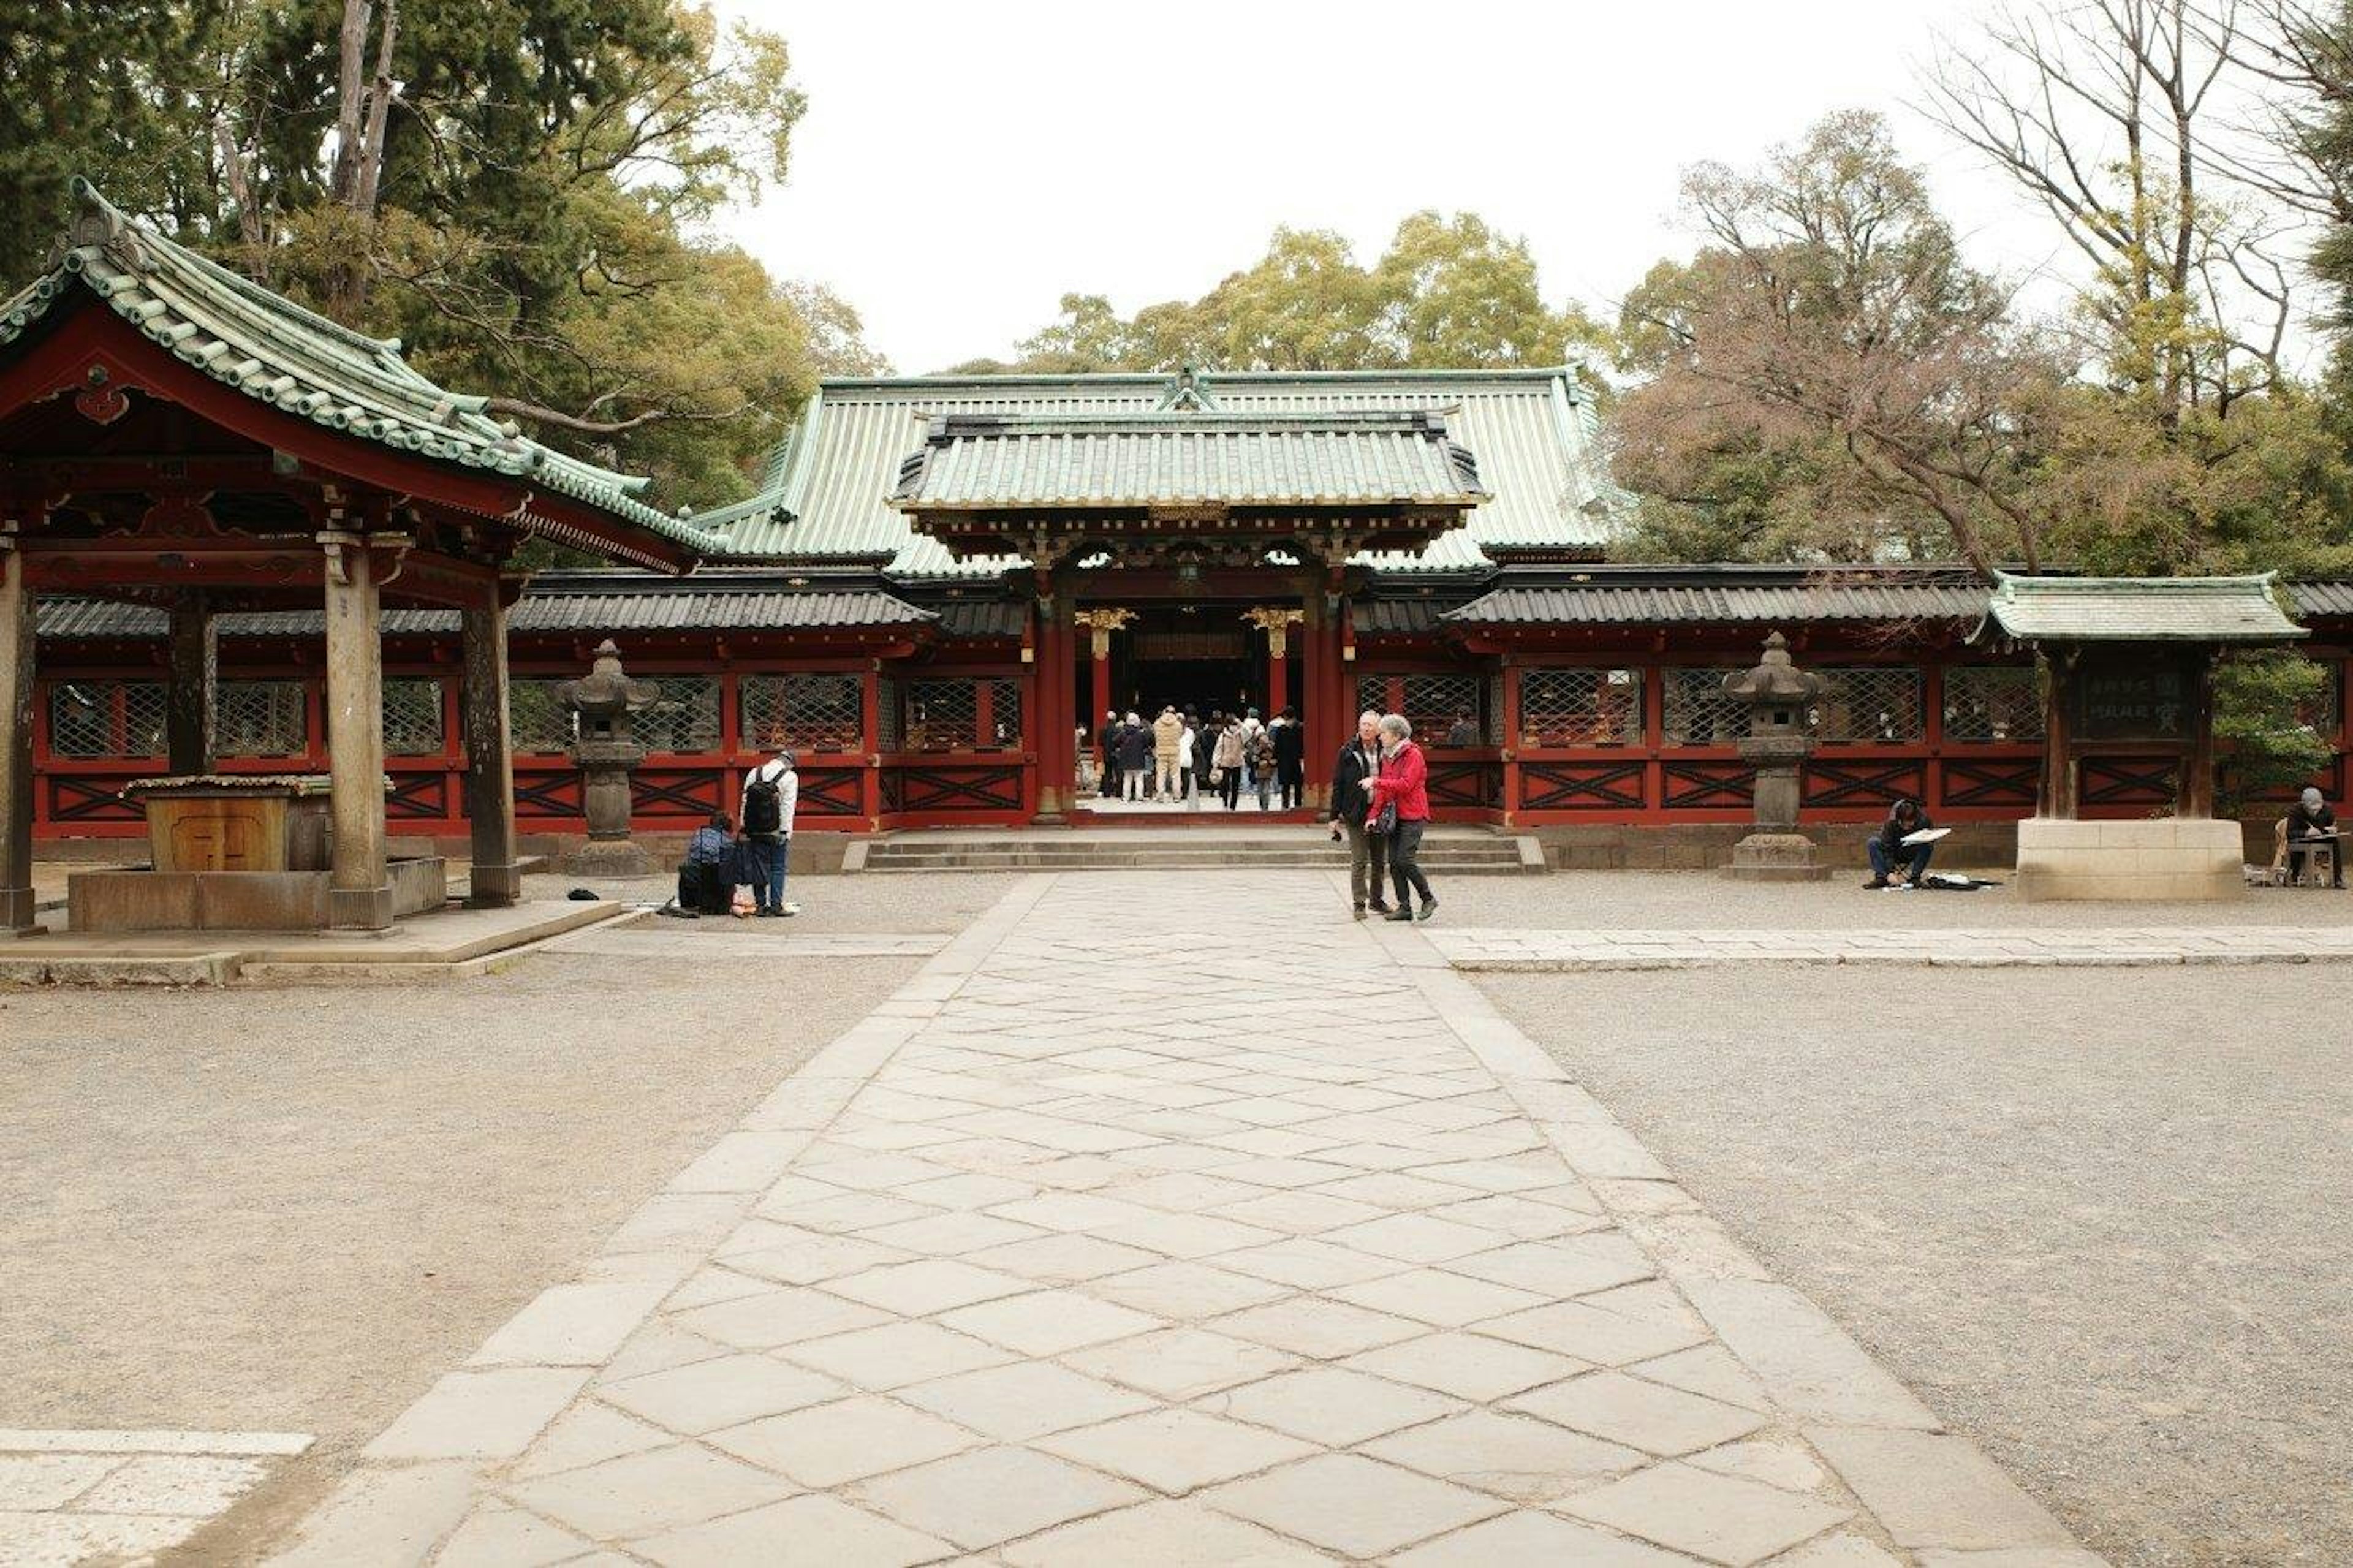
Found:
[705,368,1624,576]
[0,179,719,569]
[890,409,1488,512]
[1977,572,2307,643]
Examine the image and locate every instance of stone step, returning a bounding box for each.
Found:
[852,836,1543,874]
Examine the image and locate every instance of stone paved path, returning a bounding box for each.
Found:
[0,1428,309,1564]
[276,874,2101,1567]
[1431,924,2353,971]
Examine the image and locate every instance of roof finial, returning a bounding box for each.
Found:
[1159,362,1217,412]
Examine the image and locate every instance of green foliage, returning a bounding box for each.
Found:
[2215,648,2335,819]
[0,0,873,513]
[988,213,1605,389]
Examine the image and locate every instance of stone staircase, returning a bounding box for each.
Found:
[846,830,1545,874]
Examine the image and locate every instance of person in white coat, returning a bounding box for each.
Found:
[740,749,800,916]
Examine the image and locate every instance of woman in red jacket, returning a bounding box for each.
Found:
[1366,713,1436,922]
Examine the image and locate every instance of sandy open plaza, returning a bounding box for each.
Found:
[3,865,2347,1566]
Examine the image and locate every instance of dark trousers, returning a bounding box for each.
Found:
[1868,839,1934,881]
[1278,764,1303,810]
[1345,820,1390,909]
[748,835,788,911]
[1219,769,1242,809]
[1390,819,1434,907]
[677,861,730,914]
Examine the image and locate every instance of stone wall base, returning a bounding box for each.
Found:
[1529,822,2021,875]
[2014,817,2243,902]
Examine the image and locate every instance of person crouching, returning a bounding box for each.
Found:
[1866,798,1934,889]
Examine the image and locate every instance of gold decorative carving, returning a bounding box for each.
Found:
[1243,606,1306,659]
[1073,606,1137,660]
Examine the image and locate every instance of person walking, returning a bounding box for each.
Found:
[1272,706,1305,810]
[1152,704,1184,801]
[1116,711,1153,802]
[1366,713,1436,922]
[1330,710,1391,918]
[1212,716,1247,810]
[1197,709,1225,798]
[739,749,799,916]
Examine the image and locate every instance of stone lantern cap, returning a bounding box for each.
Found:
[1722,631,1826,706]
[556,638,662,721]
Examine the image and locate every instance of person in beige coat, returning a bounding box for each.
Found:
[1151,705,1184,801]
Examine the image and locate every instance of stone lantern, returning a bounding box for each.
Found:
[1720,631,1830,881]
[556,638,662,876]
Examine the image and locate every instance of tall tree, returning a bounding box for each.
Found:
[0,0,870,510]
[972,213,1604,383]
[1922,0,2290,416]
[1610,112,2059,572]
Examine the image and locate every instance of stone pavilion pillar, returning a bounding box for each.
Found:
[0,519,35,933]
[1721,631,1830,882]
[460,574,525,906]
[166,591,216,775]
[558,639,661,877]
[320,528,395,929]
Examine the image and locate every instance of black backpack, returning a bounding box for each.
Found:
[742,768,783,836]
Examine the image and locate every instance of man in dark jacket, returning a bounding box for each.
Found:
[1114,711,1154,802]
[1273,706,1306,809]
[1329,710,1391,917]
[1866,798,1935,888]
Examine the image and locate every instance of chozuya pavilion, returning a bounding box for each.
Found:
[10,180,2353,928]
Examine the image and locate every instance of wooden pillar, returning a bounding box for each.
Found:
[166,591,216,775]
[0,525,34,932]
[2181,652,2216,819]
[1032,587,1077,823]
[461,577,522,907]
[1500,655,1523,826]
[2039,649,2076,819]
[860,664,884,830]
[322,529,393,929]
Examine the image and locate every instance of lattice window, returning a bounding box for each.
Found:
[985,678,1023,750]
[1661,668,1746,746]
[509,680,573,755]
[1519,668,1643,748]
[218,680,308,758]
[877,676,904,751]
[1813,667,1924,743]
[1356,675,1392,719]
[1942,666,2044,743]
[741,673,865,755]
[47,680,168,759]
[1404,674,1484,745]
[905,679,979,753]
[382,678,445,757]
[635,675,721,755]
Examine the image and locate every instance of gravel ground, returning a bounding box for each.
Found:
[0,873,999,1562]
[1438,868,2353,929]
[1475,964,2353,1566]
[525,867,1023,932]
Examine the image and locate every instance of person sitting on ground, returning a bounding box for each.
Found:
[666,812,737,918]
[2287,786,2343,888]
[1866,798,1936,889]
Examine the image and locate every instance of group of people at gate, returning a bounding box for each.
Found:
[1094,706,1306,811]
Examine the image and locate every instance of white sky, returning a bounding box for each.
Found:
[708,1,2139,374]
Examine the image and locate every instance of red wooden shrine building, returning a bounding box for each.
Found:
[12,187,2353,852]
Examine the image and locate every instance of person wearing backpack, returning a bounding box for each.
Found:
[740,748,800,917]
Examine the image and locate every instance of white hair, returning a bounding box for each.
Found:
[1358,710,1382,726]
[1379,713,1412,740]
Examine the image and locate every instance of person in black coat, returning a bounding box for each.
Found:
[1866,798,1935,888]
[1329,711,1391,917]
[1114,712,1154,802]
[1272,706,1306,809]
